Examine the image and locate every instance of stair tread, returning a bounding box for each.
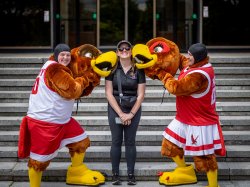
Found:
[1,144,250,153]
[1,78,250,87]
[0,130,249,137]
[0,115,250,119]
[1,101,250,105]
[0,161,250,177]
[1,89,250,93]
[0,116,250,129]
[2,180,250,187]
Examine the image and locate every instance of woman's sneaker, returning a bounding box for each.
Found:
[127,174,136,185]
[112,173,121,185]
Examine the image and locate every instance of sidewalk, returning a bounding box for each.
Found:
[2,181,250,187]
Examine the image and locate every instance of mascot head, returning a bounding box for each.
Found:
[50,44,117,78]
[69,44,116,78]
[132,37,182,80]
[50,44,117,97]
[70,44,117,96]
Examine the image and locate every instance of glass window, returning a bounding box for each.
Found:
[0,0,51,47]
[99,0,153,47]
[99,0,124,46]
[128,0,153,44]
[203,0,250,46]
[61,0,97,47]
[156,0,194,50]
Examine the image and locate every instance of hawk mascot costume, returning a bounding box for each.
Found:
[18,44,117,186]
[132,37,226,187]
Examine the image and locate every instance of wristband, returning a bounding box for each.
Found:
[130,111,135,116]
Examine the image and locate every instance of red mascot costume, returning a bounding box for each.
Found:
[132,38,226,187]
[18,43,117,187]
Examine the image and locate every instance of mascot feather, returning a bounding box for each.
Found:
[132,37,225,187]
[18,43,117,186]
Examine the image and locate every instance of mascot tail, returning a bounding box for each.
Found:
[18,116,31,158]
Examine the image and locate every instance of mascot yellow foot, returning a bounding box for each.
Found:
[205,169,220,187]
[159,165,197,186]
[66,164,105,186]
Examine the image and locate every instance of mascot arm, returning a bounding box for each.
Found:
[157,70,168,81]
[163,72,208,96]
[45,63,89,99]
[179,54,189,71]
[80,71,100,97]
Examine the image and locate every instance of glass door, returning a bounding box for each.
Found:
[98,0,153,48]
[156,0,195,50]
[60,0,97,48]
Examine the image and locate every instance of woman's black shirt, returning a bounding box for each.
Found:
[105,62,146,97]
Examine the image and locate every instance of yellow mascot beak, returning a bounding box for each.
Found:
[132,44,157,69]
[91,51,117,77]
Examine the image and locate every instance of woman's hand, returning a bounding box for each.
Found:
[120,112,134,125]
[123,119,131,126]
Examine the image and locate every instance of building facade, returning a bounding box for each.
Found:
[0,0,249,52]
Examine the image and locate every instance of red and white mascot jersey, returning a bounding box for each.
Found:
[18,61,87,162]
[163,63,225,156]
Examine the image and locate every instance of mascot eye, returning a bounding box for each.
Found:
[81,50,100,59]
[149,41,170,54]
[154,46,164,53]
[77,44,102,59]
[85,52,93,58]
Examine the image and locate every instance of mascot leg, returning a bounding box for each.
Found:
[194,154,219,187]
[28,159,50,187]
[28,167,42,187]
[206,170,219,187]
[66,139,105,186]
[159,138,197,186]
[172,155,186,167]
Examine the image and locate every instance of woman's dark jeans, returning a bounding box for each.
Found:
[108,104,141,175]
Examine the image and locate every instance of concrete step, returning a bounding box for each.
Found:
[1,145,250,162]
[0,52,250,67]
[0,161,249,181]
[1,67,250,79]
[0,115,249,131]
[0,78,249,91]
[1,91,250,103]
[0,102,249,116]
[2,180,250,187]
[0,54,47,67]
[0,87,250,103]
[0,130,249,146]
[1,89,250,103]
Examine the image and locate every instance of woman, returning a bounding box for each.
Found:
[105,40,146,185]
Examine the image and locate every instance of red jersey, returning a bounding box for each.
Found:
[175,63,219,126]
